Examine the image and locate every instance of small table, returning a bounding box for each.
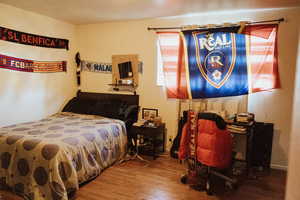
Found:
[131,123,165,160]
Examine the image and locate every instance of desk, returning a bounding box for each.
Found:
[131,123,165,160]
[227,121,255,176]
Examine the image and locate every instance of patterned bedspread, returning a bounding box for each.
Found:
[0,112,127,200]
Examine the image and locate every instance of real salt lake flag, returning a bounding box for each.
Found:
[157,24,280,99]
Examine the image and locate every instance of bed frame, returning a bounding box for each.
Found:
[77,91,139,106]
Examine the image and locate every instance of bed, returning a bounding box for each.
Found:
[0,92,139,200]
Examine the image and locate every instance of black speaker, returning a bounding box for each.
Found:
[251,122,274,169]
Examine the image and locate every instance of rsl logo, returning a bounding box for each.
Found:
[205,51,225,81]
[193,32,236,88]
[199,33,231,51]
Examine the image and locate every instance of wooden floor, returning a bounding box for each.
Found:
[0,154,286,200]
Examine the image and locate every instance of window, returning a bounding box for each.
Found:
[156,32,180,88]
[156,39,165,86]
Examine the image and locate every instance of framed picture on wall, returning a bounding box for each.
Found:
[142,108,158,121]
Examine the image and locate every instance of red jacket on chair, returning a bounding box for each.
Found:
[197,119,232,169]
[179,115,232,169]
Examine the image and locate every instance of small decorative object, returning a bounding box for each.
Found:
[138,62,143,74]
[75,52,81,92]
[142,108,158,122]
[127,79,133,84]
[154,116,162,127]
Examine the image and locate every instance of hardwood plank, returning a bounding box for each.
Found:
[0,154,286,200]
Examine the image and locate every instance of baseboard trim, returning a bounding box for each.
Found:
[271,164,288,171]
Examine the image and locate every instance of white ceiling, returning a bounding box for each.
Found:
[1,0,300,24]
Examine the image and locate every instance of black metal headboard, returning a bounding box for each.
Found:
[77,92,139,106]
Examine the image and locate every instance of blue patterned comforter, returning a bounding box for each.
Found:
[0,112,127,200]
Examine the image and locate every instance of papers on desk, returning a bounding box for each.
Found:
[133,120,147,127]
[227,124,247,134]
[133,120,158,128]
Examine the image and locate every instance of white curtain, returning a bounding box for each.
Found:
[179,95,248,120]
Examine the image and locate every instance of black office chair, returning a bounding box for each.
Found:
[180,113,237,195]
[197,113,237,195]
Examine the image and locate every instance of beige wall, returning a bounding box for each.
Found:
[285,23,300,200]
[0,3,77,126]
[76,7,300,168]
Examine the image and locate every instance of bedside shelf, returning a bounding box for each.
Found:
[108,83,137,88]
[108,83,137,93]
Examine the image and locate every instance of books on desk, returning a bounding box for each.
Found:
[227,124,247,134]
[236,113,254,123]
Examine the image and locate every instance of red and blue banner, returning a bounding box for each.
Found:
[181,28,249,98]
[158,24,280,99]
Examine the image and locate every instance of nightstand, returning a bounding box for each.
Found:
[130,123,165,160]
